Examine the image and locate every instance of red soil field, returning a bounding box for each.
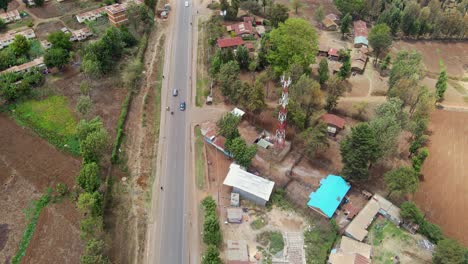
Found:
[414,110,468,245]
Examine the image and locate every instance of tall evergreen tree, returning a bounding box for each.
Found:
[340,123,379,180]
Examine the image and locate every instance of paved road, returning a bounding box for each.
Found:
[153,1,192,263]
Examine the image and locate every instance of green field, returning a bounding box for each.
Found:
[12,96,80,155]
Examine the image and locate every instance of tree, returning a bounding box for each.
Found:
[77,96,93,116]
[388,51,424,106]
[340,13,352,38]
[48,31,73,51]
[80,216,103,240]
[377,5,401,35]
[10,35,30,56]
[400,201,424,224]
[267,3,289,28]
[245,80,266,114]
[290,0,303,15]
[400,1,421,36]
[420,221,444,243]
[324,75,345,112]
[225,137,257,168]
[202,245,222,264]
[433,239,466,264]
[412,147,429,173]
[80,129,109,163]
[368,24,392,63]
[0,18,5,30]
[240,1,261,15]
[236,45,250,69]
[80,239,110,264]
[77,162,101,192]
[369,98,405,158]
[0,0,10,12]
[216,113,241,140]
[33,0,44,6]
[203,214,222,246]
[77,191,103,217]
[340,123,379,181]
[287,62,304,84]
[267,18,318,75]
[286,99,306,130]
[76,117,105,141]
[384,166,419,197]
[44,48,69,69]
[217,60,241,101]
[337,50,351,79]
[334,0,364,16]
[318,58,329,85]
[298,122,329,159]
[435,66,448,102]
[202,196,217,213]
[290,74,323,128]
[314,5,325,24]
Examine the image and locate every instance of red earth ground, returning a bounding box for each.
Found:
[414,110,468,246]
[0,114,82,263]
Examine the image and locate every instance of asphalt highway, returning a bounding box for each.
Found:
[153,0,192,263]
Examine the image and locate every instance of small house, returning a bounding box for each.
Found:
[200,121,231,157]
[255,25,266,37]
[0,10,21,24]
[325,13,340,24]
[75,7,106,23]
[328,48,339,60]
[227,22,256,38]
[227,207,243,223]
[307,175,351,218]
[318,45,329,56]
[227,240,250,264]
[354,36,368,48]
[223,163,275,206]
[1,57,46,74]
[320,114,345,136]
[328,236,372,264]
[217,37,245,49]
[322,17,338,31]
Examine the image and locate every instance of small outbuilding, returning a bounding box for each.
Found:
[227,207,243,223]
[227,240,250,264]
[307,175,351,218]
[328,48,339,60]
[223,163,275,206]
[217,37,245,49]
[320,114,346,136]
[322,17,338,31]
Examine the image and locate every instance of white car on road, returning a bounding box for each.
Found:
[184,1,188,6]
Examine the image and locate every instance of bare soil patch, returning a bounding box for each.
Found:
[0,114,81,262]
[35,20,66,39]
[414,110,468,246]
[392,41,468,77]
[27,3,62,19]
[6,0,19,11]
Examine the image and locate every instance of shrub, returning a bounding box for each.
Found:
[77,162,101,192]
[203,213,222,246]
[56,183,69,196]
[80,216,103,240]
[76,95,93,116]
[419,221,443,244]
[77,191,103,217]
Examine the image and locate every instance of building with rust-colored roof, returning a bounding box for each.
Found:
[1,57,45,74]
[0,29,36,49]
[321,114,345,135]
[226,22,256,37]
[217,37,245,49]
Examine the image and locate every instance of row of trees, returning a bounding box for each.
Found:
[201,197,222,264]
[75,117,110,264]
[334,0,468,39]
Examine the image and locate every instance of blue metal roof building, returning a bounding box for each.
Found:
[307,175,351,218]
[354,36,368,47]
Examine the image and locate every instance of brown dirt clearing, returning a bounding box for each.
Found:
[414,110,468,246]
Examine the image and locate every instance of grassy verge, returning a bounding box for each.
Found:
[195,17,208,107]
[12,189,52,264]
[11,95,79,155]
[449,80,467,95]
[257,231,285,255]
[250,216,267,230]
[304,219,338,264]
[194,126,205,189]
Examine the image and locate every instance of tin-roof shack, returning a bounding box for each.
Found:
[227,207,243,223]
[1,57,45,74]
[226,22,256,37]
[328,236,372,264]
[217,37,245,49]
[223,163,275,206]
[320,114,345,136]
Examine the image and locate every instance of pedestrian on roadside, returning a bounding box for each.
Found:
[163,75,165,79]
[161,186,164,190]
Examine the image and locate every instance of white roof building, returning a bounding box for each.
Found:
[0,29,36,49]
[231,107,245,117]
[0,10,21,24]
[223,163,274,206]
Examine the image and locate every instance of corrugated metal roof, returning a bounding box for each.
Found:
[307,175,350,218]
[223,163,274,202]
